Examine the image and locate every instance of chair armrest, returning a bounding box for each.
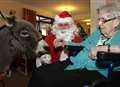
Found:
[67,45,84,56]
[97,51,120,62]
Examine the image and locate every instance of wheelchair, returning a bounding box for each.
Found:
[90,51,120,87]
[67,45,120,87]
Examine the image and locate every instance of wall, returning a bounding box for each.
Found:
[0,0,38,19]
[0,1,21,19]
[0,0,41,27]
[90,0,106,33]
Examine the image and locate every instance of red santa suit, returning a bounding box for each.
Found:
[36,11,83,67]
[45,33,82,63]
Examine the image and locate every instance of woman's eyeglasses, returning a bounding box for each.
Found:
[98,17,116,24]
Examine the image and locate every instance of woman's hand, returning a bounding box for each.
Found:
[90,45,120,60]
[90,47,99,59]
[90,46,108,59]
[109,45,120,53]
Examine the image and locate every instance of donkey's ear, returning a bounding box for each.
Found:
[6,16,16,25]
[0,11,16,27]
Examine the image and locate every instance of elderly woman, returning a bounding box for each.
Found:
[28,4,120,87]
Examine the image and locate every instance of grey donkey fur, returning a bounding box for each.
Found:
[0,12,38,72]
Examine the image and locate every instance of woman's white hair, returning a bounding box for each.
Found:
[98,4,120,19]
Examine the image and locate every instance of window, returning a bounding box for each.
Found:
[36,15,54,36]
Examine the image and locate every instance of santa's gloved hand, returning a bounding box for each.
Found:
[36,54,51,68]
[40,54,51,64]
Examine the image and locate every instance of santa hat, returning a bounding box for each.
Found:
[54,11,74,24]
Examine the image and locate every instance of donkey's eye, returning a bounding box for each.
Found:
[20,30,29,37]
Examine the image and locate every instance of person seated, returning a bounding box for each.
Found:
[28,4,120,87]
[35,11,83,67]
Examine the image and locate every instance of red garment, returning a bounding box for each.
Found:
[72,37,83,43]
[45,33,83,63]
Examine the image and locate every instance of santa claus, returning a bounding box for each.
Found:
[36,11,83,67]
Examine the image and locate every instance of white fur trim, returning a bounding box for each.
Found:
[59,51,68,61]
[36,58,42,68]
[36,40,48,53]
[54,15,74,24]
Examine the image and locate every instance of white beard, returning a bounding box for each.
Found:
[52,24,78,42]
[56,29,74,41]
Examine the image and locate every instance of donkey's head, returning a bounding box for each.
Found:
[0,12,38,72]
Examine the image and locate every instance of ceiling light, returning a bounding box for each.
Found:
[82,19,91,22]
[56,5,76,11]
[86,22,91,25]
